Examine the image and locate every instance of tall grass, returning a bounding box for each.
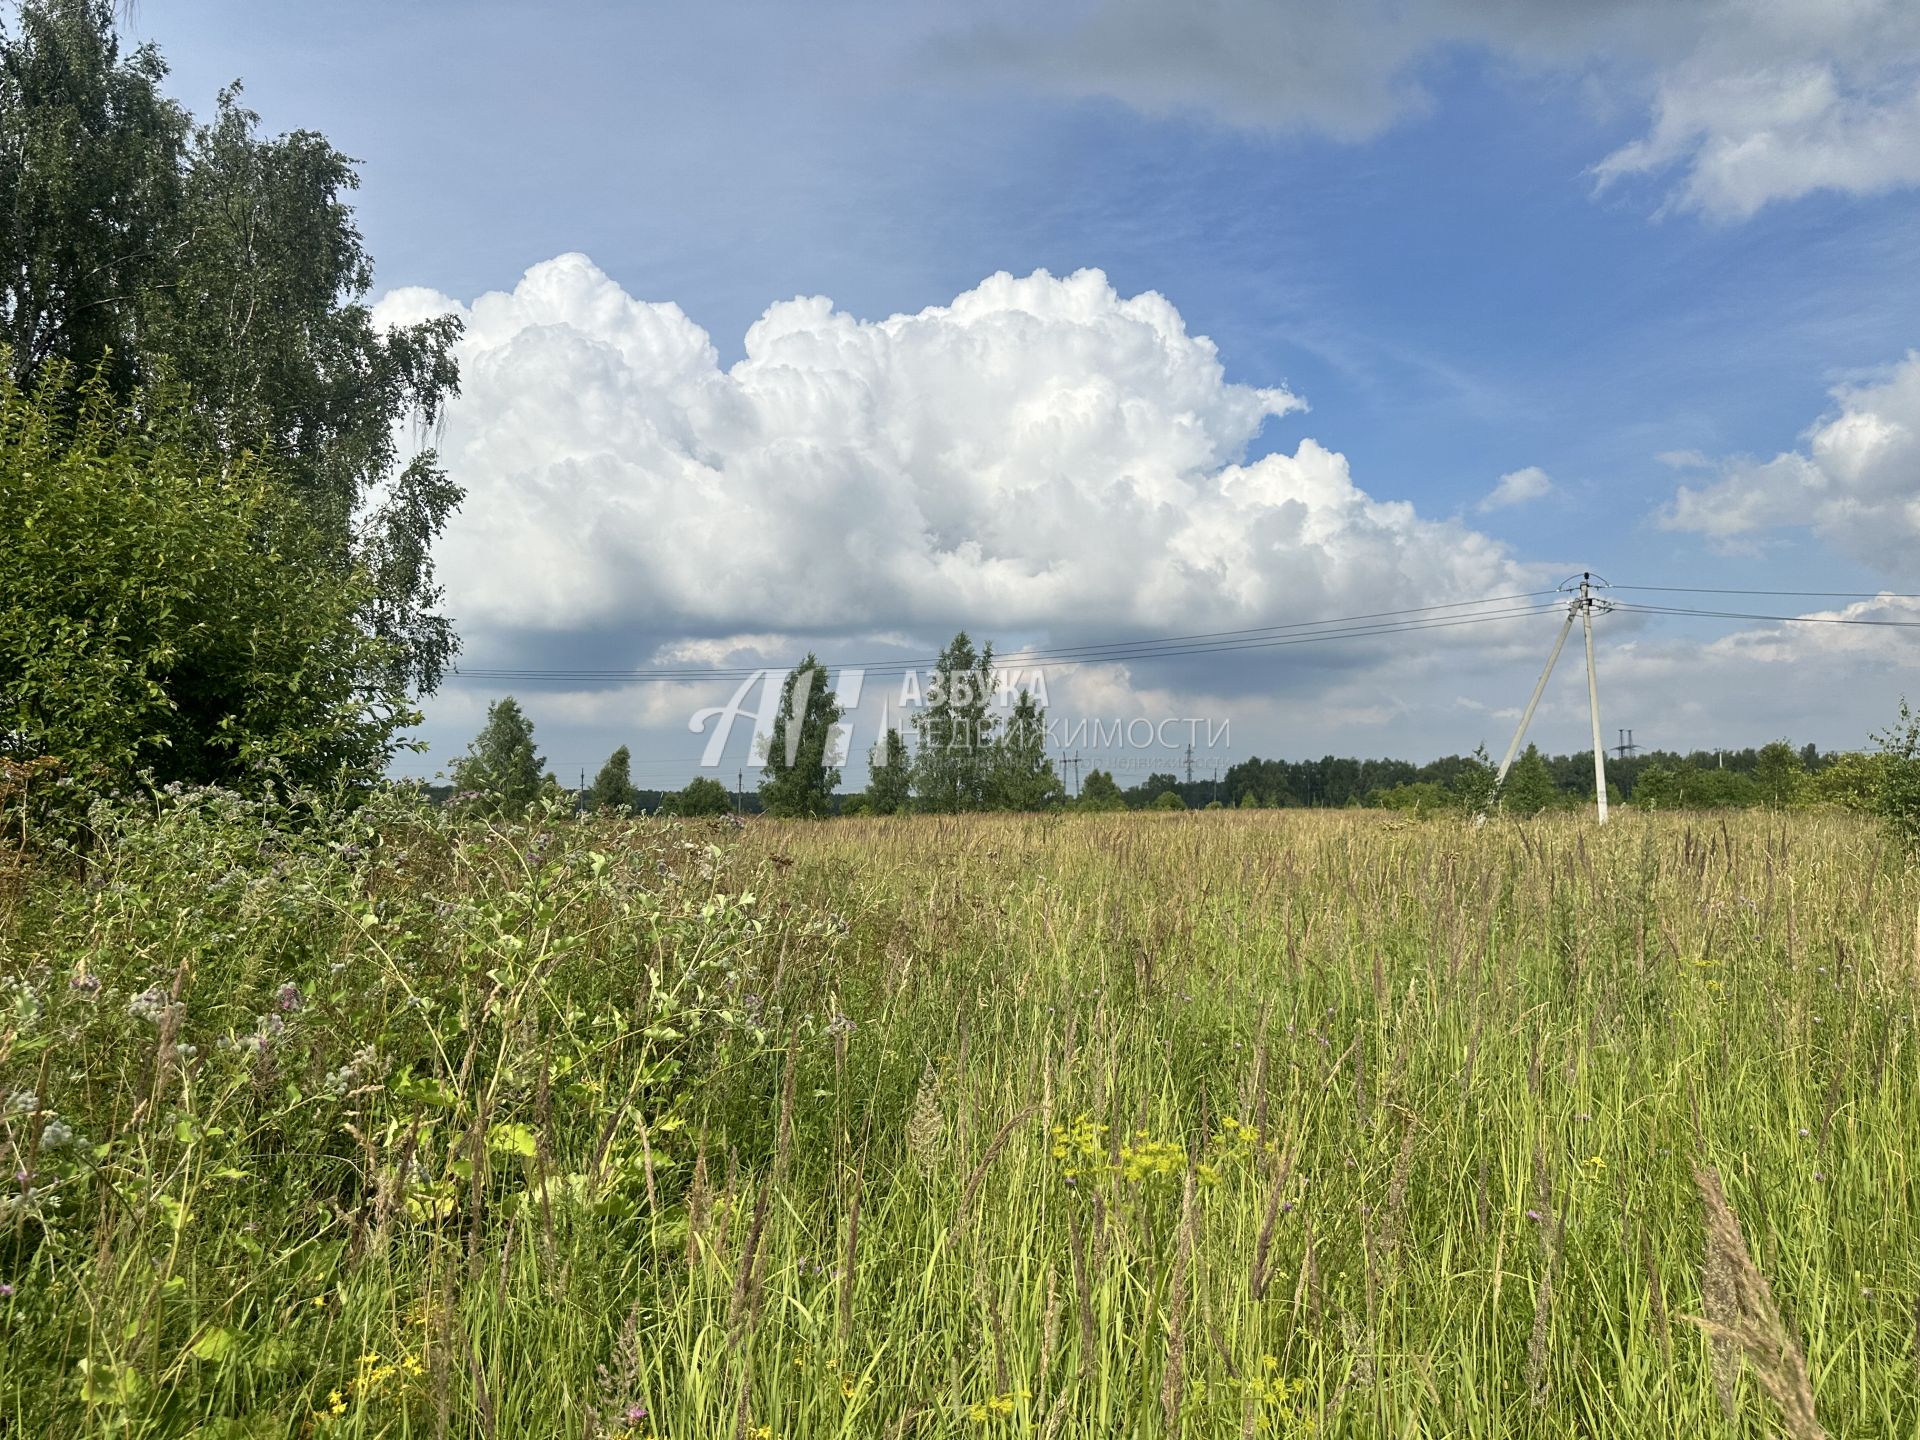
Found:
[3,790,1917,1437]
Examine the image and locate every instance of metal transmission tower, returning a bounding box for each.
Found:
[1184,742,1194,786]
[1487,573,1615,824]
[1613,728,1639,761]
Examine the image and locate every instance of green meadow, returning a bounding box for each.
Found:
[3,793,1917,1438]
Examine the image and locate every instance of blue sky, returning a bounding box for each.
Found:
[146,0,1920,788]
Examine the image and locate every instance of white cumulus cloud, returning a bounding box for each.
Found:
[1656,352,1920,576]
[1478,466,1554,512]
[378,255,1534,667]
[1598,594,1920,749]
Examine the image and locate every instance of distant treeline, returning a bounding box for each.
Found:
[447,670,1913,828]
[1211,741,1844,813]
[428,738,1865,818]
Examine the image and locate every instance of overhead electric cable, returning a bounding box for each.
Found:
[1613,585,1920,599]
[454,607,1564,684]
[451,591,1565,684]
[1610,602,1920,628]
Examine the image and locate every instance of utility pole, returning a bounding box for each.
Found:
[1578,573,1609,825]
[1487,572,1612,824]
[736,769,743,815]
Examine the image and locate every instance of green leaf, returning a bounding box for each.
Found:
[190,1326,239,1363]
[487,1122,537,1158]
[393,1072,458,1110]
[78,1358,144,1406]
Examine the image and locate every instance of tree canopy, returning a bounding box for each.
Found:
[670,775,733,817]
[759,655,843,819]
[989,688,1064,811]
[1076,770,1126,812]
[910,633,996,813]
[1499,745,1560,817]
[2,0,463,701]
[587,746,637,811]
[866,727,911,815]
[450,698,543,818]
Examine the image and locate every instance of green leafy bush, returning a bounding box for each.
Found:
[1872,698,1920,852]
[0,364,415,801]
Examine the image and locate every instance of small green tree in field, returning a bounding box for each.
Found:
[583,756,637,814]
[587,745,637,811]
[673,775,733,817]
[450,698,543,817]
[1375,781,1451,815]
[1872,699,1920,852]
[1754,739,1806,806]
[990,689,1064,810]
[866,728,911,815]
[759,655,842,819]
[1076,770,1125,812]
[1632,763,1682,810]
[911,633,995,813]
[1152,789,1186,811]
[1453,744,1497,815]
[1500,745,1559,816]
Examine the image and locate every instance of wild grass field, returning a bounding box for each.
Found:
[3,791,1917,1438]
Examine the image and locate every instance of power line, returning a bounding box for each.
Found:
[452,597,1565,684]
[453,602,1559,680]
[1611,602,1920,628]
[1614,585,1920,599]
[444,583,1916,688]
